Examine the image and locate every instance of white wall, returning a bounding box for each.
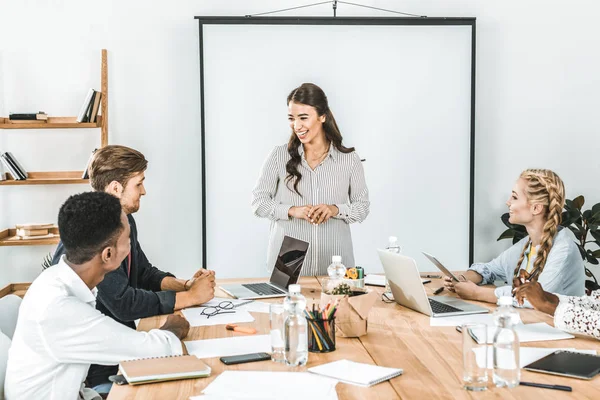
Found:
[1,0,599,287]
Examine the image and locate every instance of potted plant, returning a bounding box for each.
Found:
[498,195,600,293]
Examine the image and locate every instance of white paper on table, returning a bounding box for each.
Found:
[429,313,498,327]
[237,301,271,314]
[200,371,338,400]
[200,297,255,307]
[484,322,573,344]
[473,347,597,369]
[185,335,271,359]
[181,307,254,327]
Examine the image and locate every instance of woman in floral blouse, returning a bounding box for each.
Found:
[515,280,600,340]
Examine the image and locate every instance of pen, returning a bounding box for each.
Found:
[433,287,444,295]
[421,274,441,279]
[519,381,572,392]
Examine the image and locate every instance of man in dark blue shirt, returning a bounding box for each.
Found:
[52,145,215,393]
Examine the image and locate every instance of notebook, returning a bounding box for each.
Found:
[308,359,403,387]
[524,350,600,380]
[119,355,211,385]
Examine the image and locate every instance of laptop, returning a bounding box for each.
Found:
[377,249,488,317]
[220,236,310,299]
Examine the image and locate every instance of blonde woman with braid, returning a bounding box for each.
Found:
[444,169,585,307]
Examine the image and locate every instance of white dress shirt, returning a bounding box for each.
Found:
[4,256,182,400]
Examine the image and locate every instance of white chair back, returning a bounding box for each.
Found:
[0,295,22,340]
[0,330,10,400]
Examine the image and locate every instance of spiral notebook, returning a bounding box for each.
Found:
[524,350,600,380]
[119,354,211,385]
[308,359,403,387]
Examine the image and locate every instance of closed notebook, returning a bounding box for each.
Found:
[308,359,403,387]
[119,355,211,385]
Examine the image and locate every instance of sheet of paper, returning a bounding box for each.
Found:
[365,274,429,286]
[430,313,498,327]
[199,371,338,400]
[185,335,271,359]
[473,347,597,369]
[468,322,574,344]
[237,301,271,314]
[181,306,254,327]
[200,297,254,307]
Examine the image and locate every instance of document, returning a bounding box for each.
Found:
[237,301,271,314]
[468,322,574,344]
[474,347,597,369]
[184,335,271,359]
[191,371,338,400]
[181,303,255,327]
[429,313,499,327]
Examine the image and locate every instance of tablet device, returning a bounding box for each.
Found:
[422,252,460,282]
[524,350,600,380]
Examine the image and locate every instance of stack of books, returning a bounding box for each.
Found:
[14,223,56,240]
[0,152,28,180]
[77,88,102,123]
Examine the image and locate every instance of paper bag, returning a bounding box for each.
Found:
[319,290,378,337]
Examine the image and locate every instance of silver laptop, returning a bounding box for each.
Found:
[377,249,488,317]
[220,236,310,300]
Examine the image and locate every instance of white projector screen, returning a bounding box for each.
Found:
[197,17,475,278]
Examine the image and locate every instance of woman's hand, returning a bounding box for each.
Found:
[309,204,339,224]
[514,281,560,315]
[454,281,480,300]
[288,205,313,221]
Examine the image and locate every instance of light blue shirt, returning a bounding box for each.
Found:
[470,228,585,307]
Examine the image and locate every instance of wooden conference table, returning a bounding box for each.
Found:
[108,276,600,399]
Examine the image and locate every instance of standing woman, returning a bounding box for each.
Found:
[252,83,370,276]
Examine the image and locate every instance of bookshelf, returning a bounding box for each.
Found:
[0,49,108,245]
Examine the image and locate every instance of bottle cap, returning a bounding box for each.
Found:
[332,255,342,262]
[389,236,398,243]
[288,284,301,293]
[497,296,513,306]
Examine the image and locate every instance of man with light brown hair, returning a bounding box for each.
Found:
[52,145,215,394]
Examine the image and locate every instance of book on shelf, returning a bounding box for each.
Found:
[82,148,98,179]
[16,228,49,237]
[13,233,56,240]
[0,153,26,180]
[77,88,96,123]
[15,223,55,230]
[5,152,28,178]
[89,92,102,123]
[119,355,211,385]
[8,112,48,121]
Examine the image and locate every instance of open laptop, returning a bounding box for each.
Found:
[220,236,310,299]
[377,249,488,317]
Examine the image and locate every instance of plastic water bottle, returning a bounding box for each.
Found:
[283,284,308,366]
[493,296,520,388]
[384,236,401,294]
[327,255,346,281]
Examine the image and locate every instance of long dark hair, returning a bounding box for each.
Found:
[285,83,355,196]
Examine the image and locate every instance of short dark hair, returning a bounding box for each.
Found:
[58,192,124,264]
[89,145,148,191]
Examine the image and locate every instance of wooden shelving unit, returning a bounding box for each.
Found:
[0,227,60,247]
[0,283,31,298]
[0,49,108,246]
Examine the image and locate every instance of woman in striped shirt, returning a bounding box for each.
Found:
[252,83,370,276]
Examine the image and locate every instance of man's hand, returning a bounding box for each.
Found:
[160,315,190,340]
[185,268,215,289]
[288,205,313,221]
[514,281,560,315]
[308,204,338,224]
[187,273,216,305]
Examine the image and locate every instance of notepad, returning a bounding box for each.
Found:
[524,350,600,380]
[467,322,574,344]
[308,359,403,387]
[119,355,211,385]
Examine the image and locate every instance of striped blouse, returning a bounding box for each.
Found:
[252,143,370,276]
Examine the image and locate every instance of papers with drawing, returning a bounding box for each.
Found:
[190,371,338,400]
[473,347,597,369]
[184,335,271,359]
[181,297,255,327]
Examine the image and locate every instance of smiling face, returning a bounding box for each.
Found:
[506,178,544,225]
[287,101,326,144]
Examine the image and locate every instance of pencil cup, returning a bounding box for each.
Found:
[306,316,336,353]
[462,323,488,391]
[269,303,285,363]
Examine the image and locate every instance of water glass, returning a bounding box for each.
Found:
[462,323,488,391]
[269,303,285,363]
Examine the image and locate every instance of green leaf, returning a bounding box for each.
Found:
[583,210,592,220]
[589,211,600,224]
[577,244,587,260]
[497,229,514,241]
[592,249,600,258]
[592,202,600,215]
[573,195,585,210]
[586,268,594,278]
[587,256,599,265]
[591,230,600,242]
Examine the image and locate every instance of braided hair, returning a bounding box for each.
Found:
[513,169,565,280]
